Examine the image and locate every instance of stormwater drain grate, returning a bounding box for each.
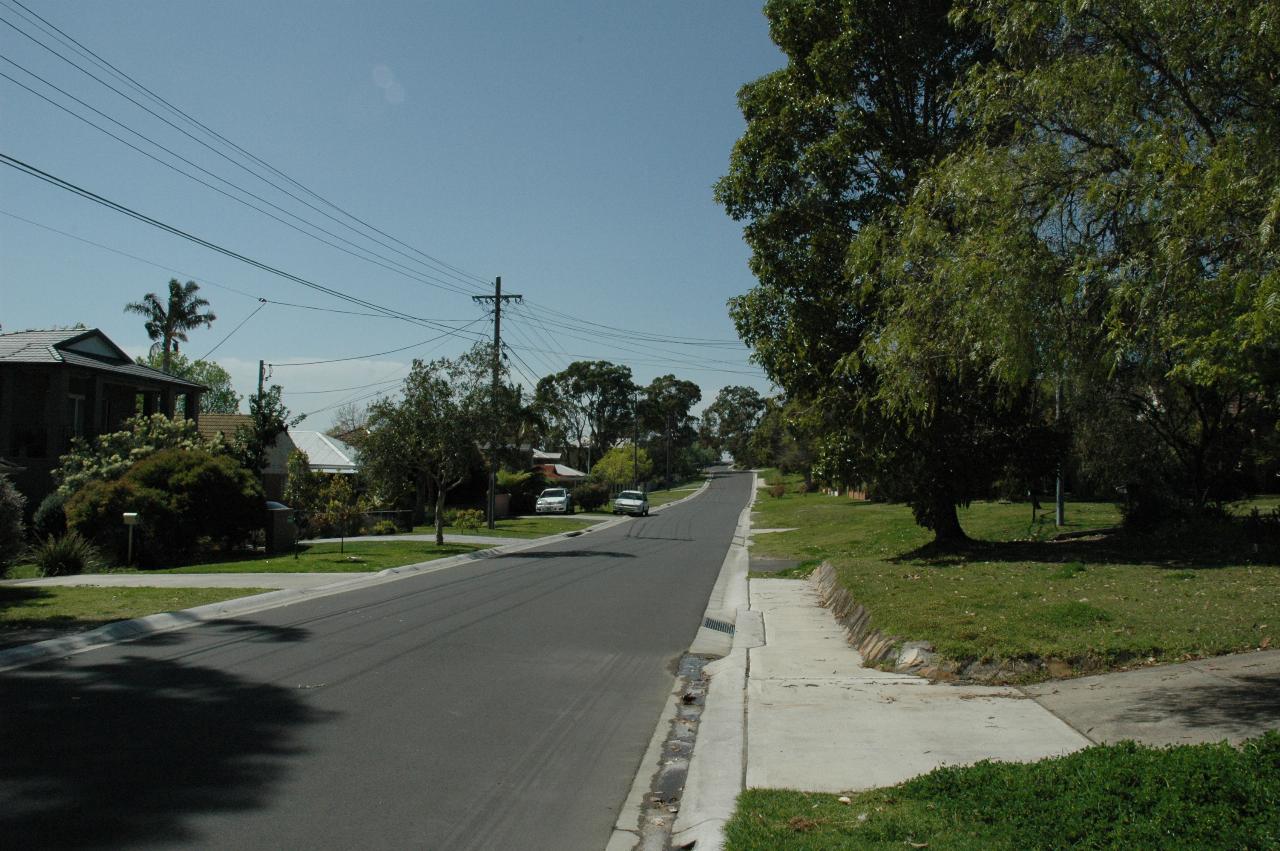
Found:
[702,617,735,636]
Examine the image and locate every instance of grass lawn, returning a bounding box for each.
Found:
[724,733,1280,850]
[122,541,487,574]
[0,586,268,648]
[646,477,708,508]
[750,485,1278,678]
[411,516,595,538]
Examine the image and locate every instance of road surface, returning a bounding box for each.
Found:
[1,470,753,850]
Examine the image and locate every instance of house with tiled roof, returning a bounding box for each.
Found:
[0,327,204,505]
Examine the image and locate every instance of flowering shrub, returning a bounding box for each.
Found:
[53,413,224,498]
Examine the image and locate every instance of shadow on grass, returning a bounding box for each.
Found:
[0,624,332,846]
[896,521,1280,570]
[1118,673,1280,737]
[0,587,116,651]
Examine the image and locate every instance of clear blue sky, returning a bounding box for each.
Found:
[0,0,782,429]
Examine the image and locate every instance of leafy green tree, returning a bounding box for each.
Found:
[872,0,1280,515]
[592,445,654,489]
[361,349,493,545]
[0,475,26,575]
[234,385,301,477]
[314,474,363,552]
[717,0,1061,541]
[283,449,322,537]
[124,279,216,373]
[701,386,766,467]
[640,375,701,485]
[535,361,635,469]
[138,351,240,414]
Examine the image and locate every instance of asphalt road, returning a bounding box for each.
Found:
[1,470,753,850]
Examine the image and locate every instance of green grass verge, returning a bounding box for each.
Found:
[411,516,595,538]
[645,478,707,508]
[749,492,1278,677]
[0,586,267,647]
[122,541,487,574]
[725,733,1280,850]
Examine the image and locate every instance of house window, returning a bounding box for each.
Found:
[67,394,86,438]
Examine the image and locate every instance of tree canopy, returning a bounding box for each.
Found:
[138,351,240,414]
[124,279,216,373]
[361,348,497,544]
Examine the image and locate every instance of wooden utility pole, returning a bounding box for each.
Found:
[472,277,522,529]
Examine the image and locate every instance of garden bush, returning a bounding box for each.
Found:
[66,448,263,566]
[371,519,398,535]
[572,481,609,511]
[452,508,484,532]
[0,474,26,575]
[32,531,103,577]
[32,489,68,540]
[499,468,548,514]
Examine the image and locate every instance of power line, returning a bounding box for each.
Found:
[2,0,492,293]
[269,321,484,368]
[0,55,486,300]
[200,299,266,359]
[284,377,404,396]
[0,153,491,344]
[1,6,488,295]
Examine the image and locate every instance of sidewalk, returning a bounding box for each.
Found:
[669,473,1280,850]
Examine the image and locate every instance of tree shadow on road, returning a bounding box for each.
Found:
[493,549,636,559]
[0,624,334,847]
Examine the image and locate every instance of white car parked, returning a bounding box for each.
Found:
[535,487,574,514]
[612,490,649,517]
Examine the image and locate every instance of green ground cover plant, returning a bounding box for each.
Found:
[724,733,1280,850]
[0,586,267,649]
[749,486,1277,677]
[120,541,487,574]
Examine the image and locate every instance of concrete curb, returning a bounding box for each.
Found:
[609,468,747,844]
[0,521,612,673]
[670,470,758,851]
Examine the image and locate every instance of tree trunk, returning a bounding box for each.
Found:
[931,493,967,546]
[434,484,446,546]
[413,478,428,525]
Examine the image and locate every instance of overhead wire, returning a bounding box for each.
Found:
[269,319,487,367]
[0,153,491,343]
[199,298,266,360]
[4,3,760,358]
[3,0,492,292]
[0,55,486,300]
[0,7,490,296]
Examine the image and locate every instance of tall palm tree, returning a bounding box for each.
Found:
[124,279,216,373]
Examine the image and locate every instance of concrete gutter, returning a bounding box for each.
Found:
[0,521,614,673]
[667,470,759,851]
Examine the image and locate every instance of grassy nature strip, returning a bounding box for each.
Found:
[135,541,488,574]
[409,516,596,538]
[724,733,1280,850]
[748,483,1278,674]
[0,586,268,642]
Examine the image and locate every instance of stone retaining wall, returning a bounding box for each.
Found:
[810,561,1049,683]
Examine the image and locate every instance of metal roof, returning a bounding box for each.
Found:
[0,328,204,389]
[290,431,360,473]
